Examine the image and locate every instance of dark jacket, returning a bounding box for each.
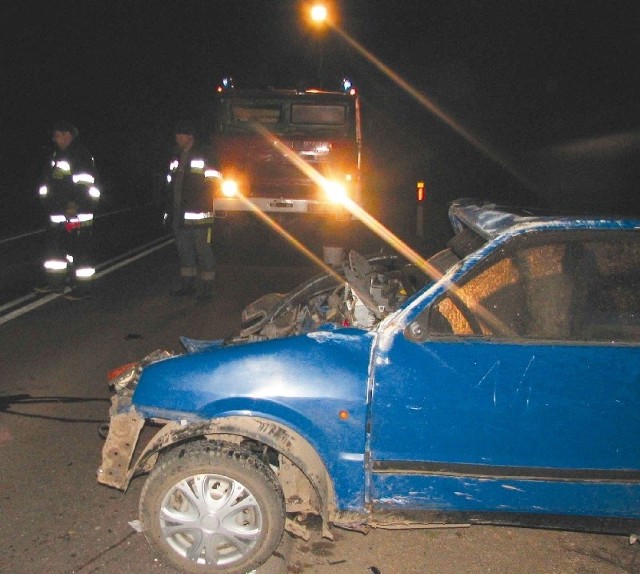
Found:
[39,139,100,218]
[166,144,221,228]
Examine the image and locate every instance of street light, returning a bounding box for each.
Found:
[310,3,328,25]
[305,3,332,85]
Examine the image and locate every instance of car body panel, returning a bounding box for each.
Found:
[368,334,640,517]
[133,328,374,509]
[370,474,640,518]
[365,211,640,523]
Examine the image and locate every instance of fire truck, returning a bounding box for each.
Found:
[209,78,362,251]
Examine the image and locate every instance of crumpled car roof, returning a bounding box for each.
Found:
[450,199,640,240]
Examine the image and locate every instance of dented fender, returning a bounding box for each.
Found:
[98,412,337,536]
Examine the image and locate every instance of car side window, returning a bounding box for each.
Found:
[569,236,640,341]
[427,231,640,342]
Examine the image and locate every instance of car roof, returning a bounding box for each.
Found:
[449,199,640,240]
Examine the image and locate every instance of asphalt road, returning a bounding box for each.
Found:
[1,219,639,574]
[0,233,318,574]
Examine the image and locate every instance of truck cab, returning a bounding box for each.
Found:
[210,79,361,224]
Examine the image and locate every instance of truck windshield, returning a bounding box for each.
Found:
[291,105,346,126]
[225,100,351,136]
[231,104,282,126]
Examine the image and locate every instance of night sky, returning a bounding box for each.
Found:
[2,1,639,219]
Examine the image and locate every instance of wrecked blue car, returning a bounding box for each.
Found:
[98,200,640,574]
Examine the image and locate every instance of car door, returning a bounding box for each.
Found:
[368,228,640,523]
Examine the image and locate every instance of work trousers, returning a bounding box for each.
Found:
[175,225,215,281]
[43,223,95,288]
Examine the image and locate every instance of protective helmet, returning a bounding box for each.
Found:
[51,120,79,138]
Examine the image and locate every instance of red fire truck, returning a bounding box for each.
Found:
[210,79,362,247]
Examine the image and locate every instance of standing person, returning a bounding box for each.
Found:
[165,120,220,301]
[36,121,100,300]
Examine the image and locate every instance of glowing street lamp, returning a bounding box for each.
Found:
[305,3,332,85]
[309,3,328,25]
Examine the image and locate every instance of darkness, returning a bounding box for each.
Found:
[2,0,639,230]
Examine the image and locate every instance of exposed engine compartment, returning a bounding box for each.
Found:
[233,250,425,342]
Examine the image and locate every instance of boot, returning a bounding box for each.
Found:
[171,276,196,297]
[34,272,67,294]
[65,281,93,301]
[34,283,65,294]
[197,280,214,301]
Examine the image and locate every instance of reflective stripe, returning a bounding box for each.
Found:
[55,160,71,173]
[169,160,179,171]
[190,159,205,170]
[184,212,215,220]
[166,174,172,183]
[73,173,95,184]
[50,213,94,224]
[44,259,68,270]
[88,186,100,198]
[205,169,222,179]
[75,267,95,278]
[39,185,48,196]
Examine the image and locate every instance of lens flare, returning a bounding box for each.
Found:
[221,179,239,197]
[322,180,347,202]
[327,23,537,193]
[238,115,514,335]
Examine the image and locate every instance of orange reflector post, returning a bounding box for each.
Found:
[416,181,426,203]
[338,410,349,420]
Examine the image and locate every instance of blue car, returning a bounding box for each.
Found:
[98,200,640,574]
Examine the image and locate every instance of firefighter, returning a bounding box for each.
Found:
[165,120,220,300]
[36,121,100,300]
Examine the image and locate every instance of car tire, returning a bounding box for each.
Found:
[139,440,285,574]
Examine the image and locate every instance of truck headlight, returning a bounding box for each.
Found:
[221,179,239,197]
[322,179,347,203]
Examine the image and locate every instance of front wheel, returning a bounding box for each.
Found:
[139,441,285,574]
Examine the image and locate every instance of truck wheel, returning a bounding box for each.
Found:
[139,441,285,574]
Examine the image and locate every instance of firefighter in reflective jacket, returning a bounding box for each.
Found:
[36,121,100,299]
[165,120,220,300]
